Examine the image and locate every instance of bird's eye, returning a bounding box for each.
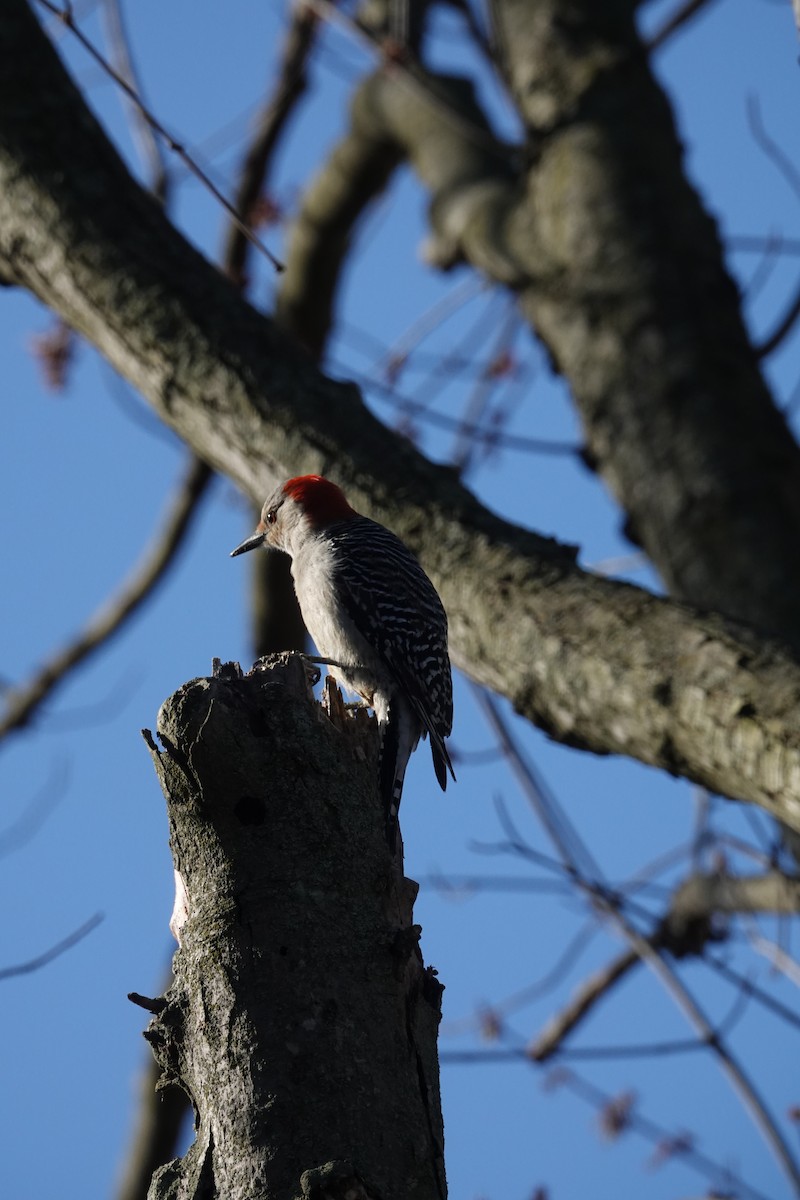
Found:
[266,508,277,526]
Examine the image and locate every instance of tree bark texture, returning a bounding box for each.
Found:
[351,4,800,646]
[6,2,800,833]
[142,658,446,1200]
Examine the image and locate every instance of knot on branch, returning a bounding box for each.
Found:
[299,1160,381,1199]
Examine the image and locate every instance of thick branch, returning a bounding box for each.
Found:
[142,658,446,1200]
[350,15,800,647]
[6,2,800,833]
[489,0,800,645]
[670,871,800,923]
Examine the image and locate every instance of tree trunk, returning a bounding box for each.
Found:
[141,656,446,1200]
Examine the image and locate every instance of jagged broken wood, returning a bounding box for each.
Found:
[141,655,446,1200]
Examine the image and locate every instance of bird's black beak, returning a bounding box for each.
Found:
[230,529,267,557]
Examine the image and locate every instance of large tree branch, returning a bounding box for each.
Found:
[353,4,800,647]
[5,2,800,834]
[496,0,800,642]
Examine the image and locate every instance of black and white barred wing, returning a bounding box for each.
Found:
[326,517,454,781]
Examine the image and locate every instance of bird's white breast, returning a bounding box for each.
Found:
[291,534,389,715]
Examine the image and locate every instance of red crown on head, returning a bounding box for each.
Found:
[283,475,356,526]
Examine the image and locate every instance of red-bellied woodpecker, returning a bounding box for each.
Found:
[231,475,454,841]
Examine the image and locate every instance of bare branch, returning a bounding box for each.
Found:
[442,1049,772,1200]
[756,275,800,358]
[100,0,170,200]
[707,952,800,1031]
[274,82,403,356]
[0,912,103,980]
[441,923,599,1036]
[343,360,577,456]
[670,871,800,923]
[450,299,518,471]
[730,234,800,256]
[746,930,800,988]
[222,3,318,287]
[476,689,800,1191]
[549,1069,771,1200]
[0,455,211,744]
[35,0,283,271]
[528,948,641,1062]
[742,97,800,359]
[0,756,69,857]
[747,94,800,205]
[646,0,722,52]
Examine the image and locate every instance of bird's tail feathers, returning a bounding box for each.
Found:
[429,730,455,791]
[408,695,455,792]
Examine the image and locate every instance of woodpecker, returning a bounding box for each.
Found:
[231,475,454,841]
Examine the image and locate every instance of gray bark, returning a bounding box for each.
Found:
[669,871,800,923]
[351,4,800,645]
[142,658,446,1200]
[490,0,800,643]
[4,1,800,835]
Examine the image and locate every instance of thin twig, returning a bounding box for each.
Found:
[550,1069,772,1200]
[476,685,800,1192]
[476,689,602,883]
[0,912,103,980]
[441,922,599,1036]
[0,756,70,858]
[746,927,800,988]
[34,0,284,271]
[743,229,783,303]
[0,455,211,744]
[332,359,579,456]
[379,276,488,367]
[747,94,800,203]
[528,948,641,1061]
[450,299,519,472]
[222,3,318,285]
[730,233,800,256]
[747,99,800,354]
[646,0,722,52]
[421,872,574,896]
[534,948,752,1065]
[756,278,800,358]
[377,288,507,426]
[444,1048,771,1200]
[706,952,800,1031]
[100,0,170,200]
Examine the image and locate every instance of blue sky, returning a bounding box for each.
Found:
[3,2,800,1198]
